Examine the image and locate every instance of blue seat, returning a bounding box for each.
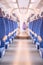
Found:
[4,17,10,49]
[8,19,16,43]
[0,17,6,58]
[7,19,13,43]
[28,13,43,58]
[39,17,43,48]
[15,22,18,29]
[38,17,43,58]
[29,21,33,30]
[12,21,17,38]
[36,18,42,35]
[10,20,14,40]
[0,8,6,57]
[29,21,34,38]
[35,18,42,49]
[13,21,18,38]
[32,20,37,44]
[11,21,18,40]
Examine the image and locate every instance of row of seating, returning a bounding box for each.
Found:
[0,8,18,58]
[28,12,43,59]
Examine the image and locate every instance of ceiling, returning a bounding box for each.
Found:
[0,0,43,22]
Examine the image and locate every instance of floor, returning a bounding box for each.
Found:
[0,39,43,65]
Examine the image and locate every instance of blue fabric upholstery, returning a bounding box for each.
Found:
[40,17,43,39]
[0,17,5,57]
[0,17,5,40]
[4,17,9,35]
[29,21,33,30]
[36,18,42,35]
[28,16,43,58]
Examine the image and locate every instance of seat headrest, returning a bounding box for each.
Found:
[34,16,36,20]
[2,11,5,16]
[40,21,43,39]
[41,12,43,16]
[0,18,5,39]
[37,14,40,19]
[4,17,9,35]
[0,8,3,17]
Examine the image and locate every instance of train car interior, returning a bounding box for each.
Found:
[0,0,43,65]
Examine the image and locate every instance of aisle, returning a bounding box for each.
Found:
[13,40,43,65]
[0,39,43,65]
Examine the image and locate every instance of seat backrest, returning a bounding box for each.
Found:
[40,17,43,39]
[13,21,18,30]
[29,21,33,30]
[15,22,18,29]
[4,17,10,35]
[8,19,13,32]
[32,20,36,32]
[13,22,16,30]
[0,8,5,40]
[36,18,42,35]
[11,20,14,31]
